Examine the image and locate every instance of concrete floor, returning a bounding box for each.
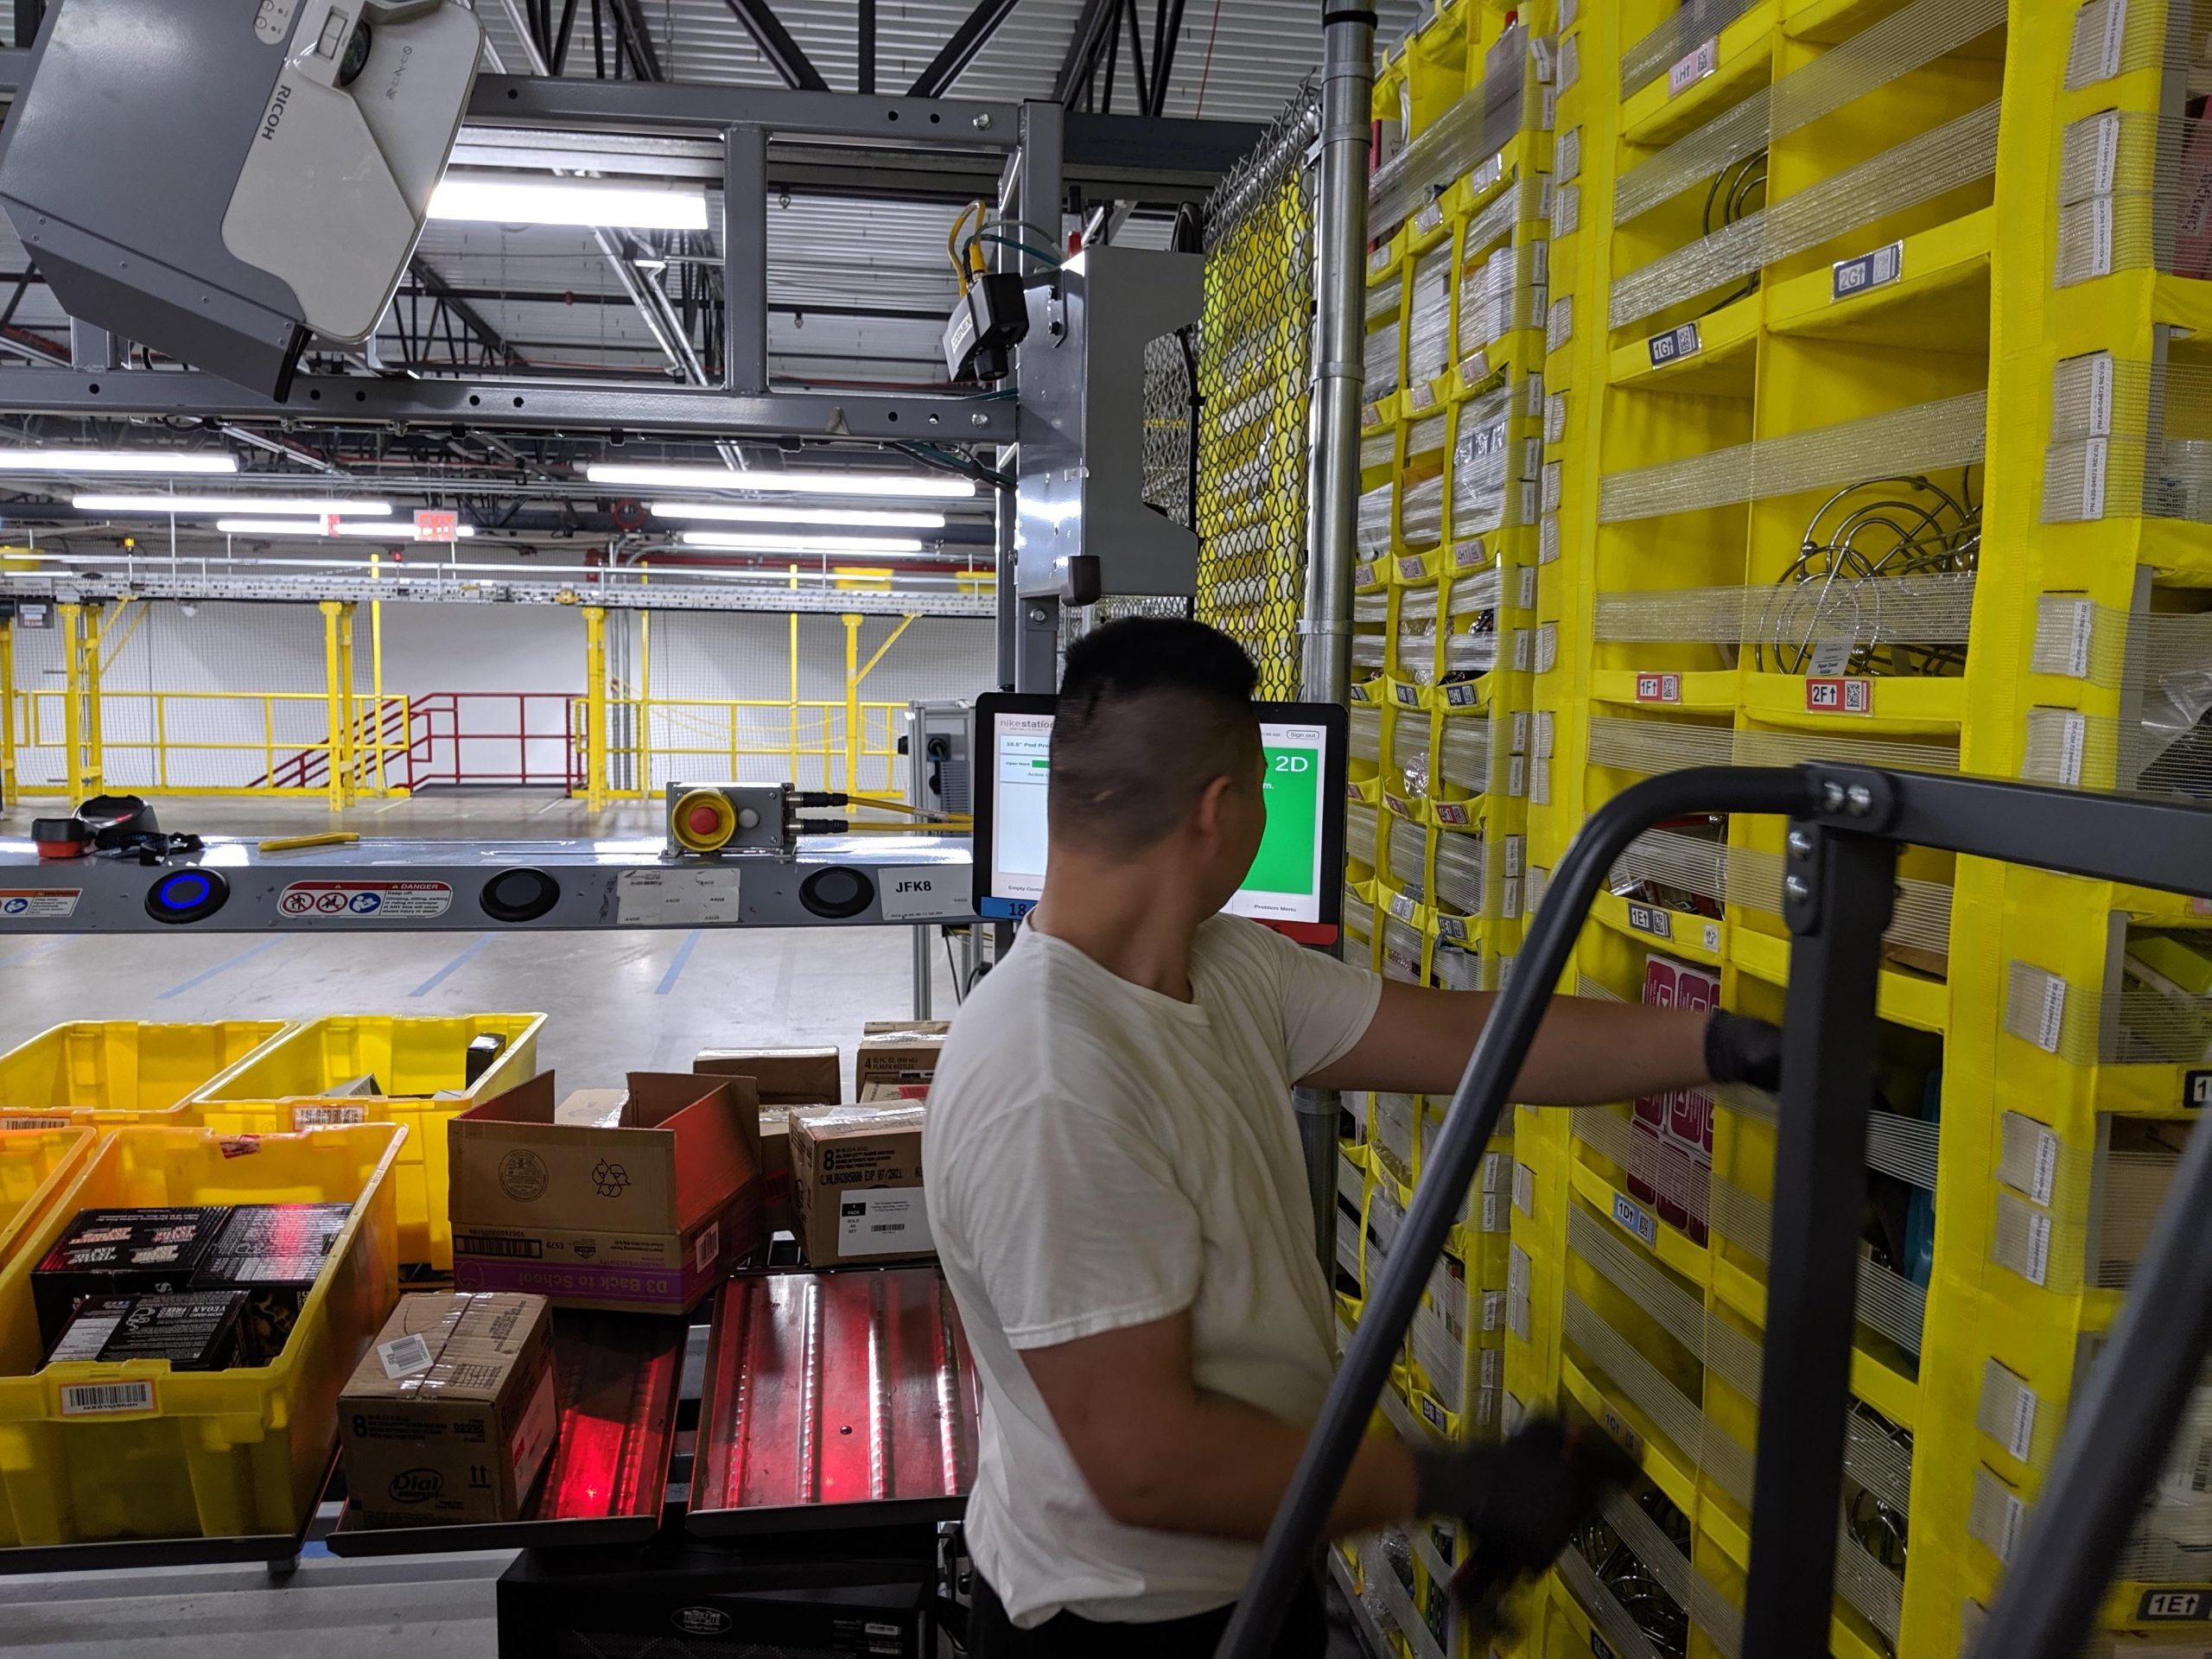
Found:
[0,788,962,1656]
[0,790,963,1072]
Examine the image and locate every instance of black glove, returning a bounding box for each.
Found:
[1409,1418,1628,1577]
[1705,1009,1783,1092]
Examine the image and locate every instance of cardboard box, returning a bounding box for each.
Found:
[694,1049,843,1238]
[449,1072,762,1314]
[33,1206,229,1348]
[860,1081,931,1104]
[340,1292,557,1527]
[192,1201,354,1363]
[46,1291,249,1370]
[693,1046,842,1106]
[855,1021,949,1095]
[788,1103,931,1267]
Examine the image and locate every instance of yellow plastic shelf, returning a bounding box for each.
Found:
[1768,209,1994,352]
[1709,1256,1920,1431]
[1590,667,1738,712]
[1567,1157,1712,1287]
[1730,927,1948,1033]
[1607,292,1760,395]
[1592,888,1725,964]
[1619,2,1779,149]
[1739,672,1964,735]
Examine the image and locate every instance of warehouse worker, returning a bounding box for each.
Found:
[927,617,1779,1657]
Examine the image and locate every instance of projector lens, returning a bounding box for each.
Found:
[336,19,372,86]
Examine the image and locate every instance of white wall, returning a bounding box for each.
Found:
[6,598,994,797]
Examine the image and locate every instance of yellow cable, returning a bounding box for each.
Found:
[946,200,985,295]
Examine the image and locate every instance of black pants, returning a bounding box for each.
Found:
[968,1570,1327,1658]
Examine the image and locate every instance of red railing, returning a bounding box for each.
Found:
[254,692,582,794]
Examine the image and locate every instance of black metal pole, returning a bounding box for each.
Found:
[1214,766,1815,1659]
[1971,1092,2212,1659]
[857,0,875,94]
[1738,822,1895,1656]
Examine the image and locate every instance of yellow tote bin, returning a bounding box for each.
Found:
[0,1124,403,1548]
[0,1129,98,1274]
[188,1014,543,1268]
[0,1021,290,1122]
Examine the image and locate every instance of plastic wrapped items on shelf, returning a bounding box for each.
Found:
[1458,238,1548,358]
[1393,709,1434,798]
[1358,480,1395,557]
[1365,318,1402,403]
[1405,247,1454,390]
[1388,816,1428,899]
[1361,428,1397,473]
[1351,702,1382,766]
[1402,474,1446,550]
[1432,831,1487,918]
[1407,410,1449,469]
[1383,914,1426,983]
[1345,891,1375,944]
[1347,802,1379,871]
[1452,383,1517,540]
[1433,938,1480,991]
[1439,715,1491,797]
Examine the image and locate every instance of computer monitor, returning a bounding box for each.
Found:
[970,692,1349,944]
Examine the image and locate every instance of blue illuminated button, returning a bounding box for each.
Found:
[145,868,228,925]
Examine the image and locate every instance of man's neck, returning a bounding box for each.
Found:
[1029,854,1205,1001]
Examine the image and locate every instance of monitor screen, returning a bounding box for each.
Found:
[972,694,1347,943]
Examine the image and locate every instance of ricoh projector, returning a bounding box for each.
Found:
[0,0,482,397]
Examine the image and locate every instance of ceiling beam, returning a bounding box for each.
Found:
[1147,0,1187,117]
[406,257,524,368]
[1053,0,1119,104]
[721,0,830,92]
[605,0,664,80]
[907,0,1022,99]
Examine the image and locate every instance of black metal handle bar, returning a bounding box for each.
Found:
[1217,761,2212,1659]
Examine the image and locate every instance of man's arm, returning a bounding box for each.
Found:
[1019,1310,1416,1540]
[1301,979,1714,1103]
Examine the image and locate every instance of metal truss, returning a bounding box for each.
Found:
[0,569,994,618]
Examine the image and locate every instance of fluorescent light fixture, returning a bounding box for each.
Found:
[587,463,975,499]
[74,494,394,516]
[678,530,925,555]
[429,173,709,231]
[0,448,238,474]
[216,518,477,539]
[649,501,945,530]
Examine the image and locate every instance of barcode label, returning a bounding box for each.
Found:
[2036,975,2068,1052]
[2031,1123,2059,1205]
[293,1103,368,1128]
[693,1221,721,1273]
[60,1379,156,1416]
[378,1332,435,1380]
[2010,1382,2038,1461]
[0,1116,69,1130]
[2024,1211,2053,1286]
[455,1234,543,1259]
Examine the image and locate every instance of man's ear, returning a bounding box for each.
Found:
[1192,773,1236,842]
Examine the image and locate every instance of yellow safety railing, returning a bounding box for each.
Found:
[601,696,908,800]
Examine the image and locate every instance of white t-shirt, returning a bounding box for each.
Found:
[925,915,1384,1627]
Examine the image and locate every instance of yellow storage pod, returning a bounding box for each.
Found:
[187,1013,543,1269]
[0,1124,403,1549]
[0,1021,289,1122]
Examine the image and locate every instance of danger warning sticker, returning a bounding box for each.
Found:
[277,880,452,920]
[0,890,79,920]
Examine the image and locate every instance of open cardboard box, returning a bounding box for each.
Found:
[448,1072,761,1315]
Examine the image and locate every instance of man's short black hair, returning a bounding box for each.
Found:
[1050,616,1262,854]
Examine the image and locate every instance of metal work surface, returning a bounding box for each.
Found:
[328,1313,688,1556]
[689,1268,978,1535]
[0,830,975,931]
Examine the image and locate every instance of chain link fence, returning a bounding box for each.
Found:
[1192,86,1322,699]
